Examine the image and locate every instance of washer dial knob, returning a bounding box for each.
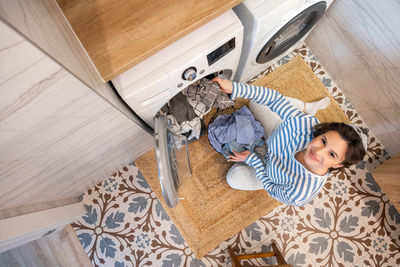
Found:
[182,67,197,81]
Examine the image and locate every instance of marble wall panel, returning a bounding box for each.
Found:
[306,0,400,156]
[0,0,149,128]
[0,21,153,210]
[0,0,104,88]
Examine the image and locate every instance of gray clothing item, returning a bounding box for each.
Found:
[161,92,200,140]
[162,79,233,140]
[161,92,197,124]
[208,105,264,153]
[182,78,234,118]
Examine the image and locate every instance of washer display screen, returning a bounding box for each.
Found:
[207,38,235,66]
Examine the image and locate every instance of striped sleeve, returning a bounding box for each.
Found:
[231,82,303,120]
[245,153,310,206]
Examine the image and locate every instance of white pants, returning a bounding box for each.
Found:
[226,162,263,190]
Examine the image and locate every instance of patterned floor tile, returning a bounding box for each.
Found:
[366,227,399,266]
[383,201,400,248]
[98,172,124,198]
[275,236,315,267]
[352,225,400,267]
[389,245,400,267]
[110,255,135,267]
[341,166,400,250]
[116,164,173,233]
[112,251,158,267]
[354,258,394,267]
[389,220,400,249]
[237,219,279,248]
[259,204,308,241]
[72,189,136,266]
[149,223,203,267]
[295,194,370,266]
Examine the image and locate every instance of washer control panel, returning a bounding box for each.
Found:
[207,37,235,66]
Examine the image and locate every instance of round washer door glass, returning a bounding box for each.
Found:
[154,114,192,208]
[256,1,326,64]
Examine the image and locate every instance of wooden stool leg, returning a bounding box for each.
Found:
[228,247,242,267]
[236,251,276,260]
[271,243,288,265]
[228,244,293,267]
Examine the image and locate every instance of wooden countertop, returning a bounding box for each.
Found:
[57,0,241,81]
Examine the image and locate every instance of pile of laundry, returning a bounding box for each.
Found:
[161,78,234,140]
[208,105,265,159]
[161,77,266,158]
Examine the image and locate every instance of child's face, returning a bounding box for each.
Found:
[304,130,348,174]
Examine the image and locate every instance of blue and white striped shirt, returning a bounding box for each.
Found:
[231,82,327,206]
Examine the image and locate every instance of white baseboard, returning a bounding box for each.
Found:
[0,202,85,253]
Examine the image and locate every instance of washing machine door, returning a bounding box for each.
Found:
[154,114,192,208]
[256,1,326,64]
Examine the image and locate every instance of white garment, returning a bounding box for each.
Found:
[167,115,201,140]
[248,96,303,138]
[226,163,263,190]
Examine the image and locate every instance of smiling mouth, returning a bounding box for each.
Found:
[309,150,319,162]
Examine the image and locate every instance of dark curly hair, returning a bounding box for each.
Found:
[313,122,366,167]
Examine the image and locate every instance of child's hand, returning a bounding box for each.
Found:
[227,150,251,162]
[212,77,233,94]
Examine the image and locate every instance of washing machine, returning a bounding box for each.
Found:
[111,10,243,208]
[233,0,333,82]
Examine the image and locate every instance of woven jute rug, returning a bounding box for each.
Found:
[253,56,350,124]
[135,55,350,258]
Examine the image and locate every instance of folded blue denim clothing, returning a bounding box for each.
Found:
[208,105,264,153]
[221,138,264,159]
